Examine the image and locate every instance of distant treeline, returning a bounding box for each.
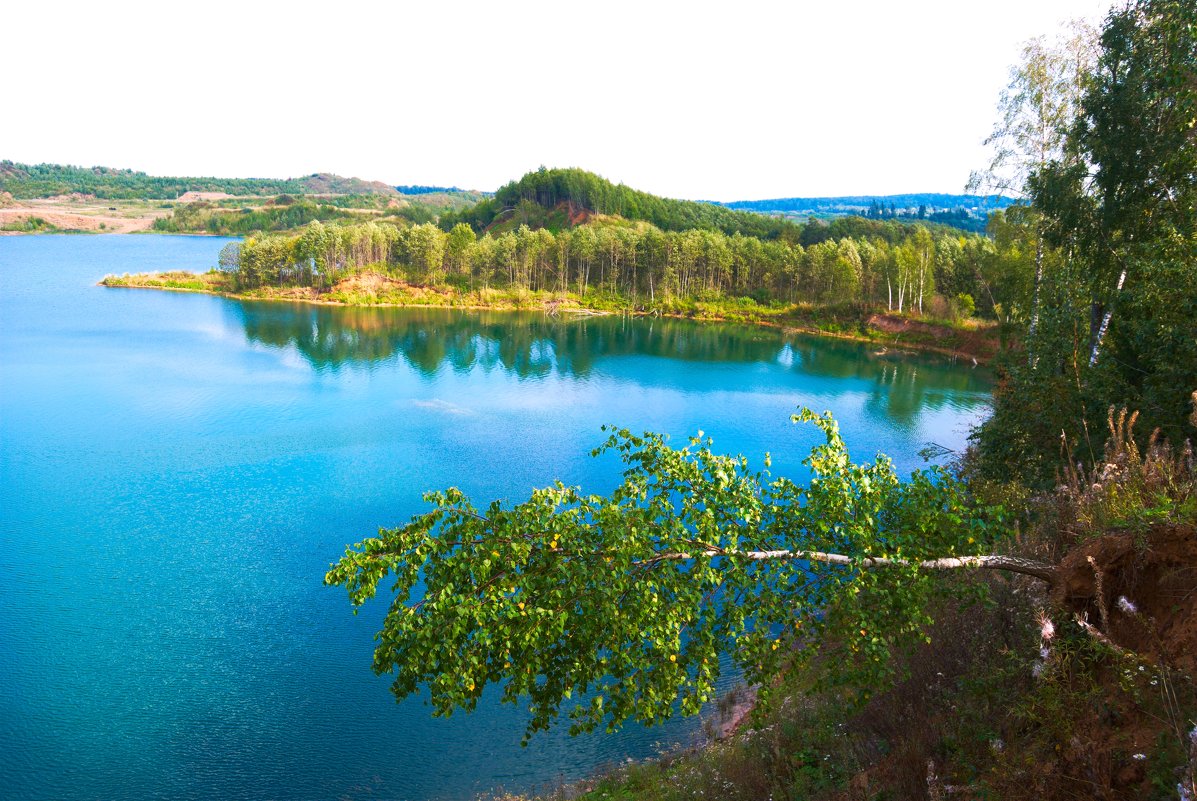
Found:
[439,167,802,241]
[396,185,466,195]
[216,213,1038,324]
[151,194,479,236]
[152,199,366,235]
[0,162,438,200]
[726,193,1016,234]
[0,161,306,200]
[725,193,1015,215]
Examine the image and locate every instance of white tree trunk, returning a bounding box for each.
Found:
[643,546,1057,584]
[1089,266,1127,366]
[1028,237,1044,368]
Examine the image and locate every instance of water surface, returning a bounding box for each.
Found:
[0,235,991,800]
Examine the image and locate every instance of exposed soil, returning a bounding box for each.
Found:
[564,201,592,226]
[866,313,1000,362]
[1055,523,1197,674]
[0,196,169,233]
[0,207,154,233]
[176,191,233,202]
[329,271,455,302]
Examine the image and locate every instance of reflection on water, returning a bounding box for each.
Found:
[231,301,991,423]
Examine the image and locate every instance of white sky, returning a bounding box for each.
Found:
[5,0,1113,201]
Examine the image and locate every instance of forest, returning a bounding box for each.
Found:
[438,167,803,240]
[217,212,1005,322]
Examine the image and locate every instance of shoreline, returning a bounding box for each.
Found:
[100,275,1000,365]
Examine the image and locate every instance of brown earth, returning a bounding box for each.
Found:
[866,313,1000,362]
[0,205,160,233]
[176,191,233,202]
[227,272,458,305]
[1055,523,1197,674]
[0,194,175,234]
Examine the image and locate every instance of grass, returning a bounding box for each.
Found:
[1,216,58,233]
[101,270,230,292]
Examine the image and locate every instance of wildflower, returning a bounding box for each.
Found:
[1117,596,1138,615]
[1132,753,1147,761]
[1036,609,1055,641]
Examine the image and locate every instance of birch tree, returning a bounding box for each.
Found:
[327,410,1049,740]
[969,20,1097,360]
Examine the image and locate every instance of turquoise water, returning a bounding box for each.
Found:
[0,235,992,801]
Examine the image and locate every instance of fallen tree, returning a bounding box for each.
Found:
[327,409,1071,740]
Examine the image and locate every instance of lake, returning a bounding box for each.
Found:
[0,235,992,801]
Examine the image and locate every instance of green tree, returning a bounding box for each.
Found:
[976,0,1197,483]
[298,220,330,286]
[217,242,242,276]
[969,20,1097,358]
[404,223,448,281]
[1034,0,1196,368]
[446,223,477,277]
[327,411,1051,740]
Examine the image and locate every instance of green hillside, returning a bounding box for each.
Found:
[439,167,802,240]
[0,162,407,200]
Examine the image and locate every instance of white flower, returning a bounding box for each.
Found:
[1117,596,1138,615]
[1037,610,1055,641]
[1132,753,1147,761]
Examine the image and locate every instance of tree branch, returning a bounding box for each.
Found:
[635,546,1057,584]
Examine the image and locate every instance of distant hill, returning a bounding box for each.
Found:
[440,167,801,240]
[298,173,398,196]
[0,162,403,200]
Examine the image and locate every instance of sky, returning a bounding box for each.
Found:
[5,0,1114,201]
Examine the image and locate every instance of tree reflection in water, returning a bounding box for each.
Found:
[229,301,991,423]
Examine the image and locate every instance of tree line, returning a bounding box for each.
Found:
[0,161,307,199]
[219,213,1050,322]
